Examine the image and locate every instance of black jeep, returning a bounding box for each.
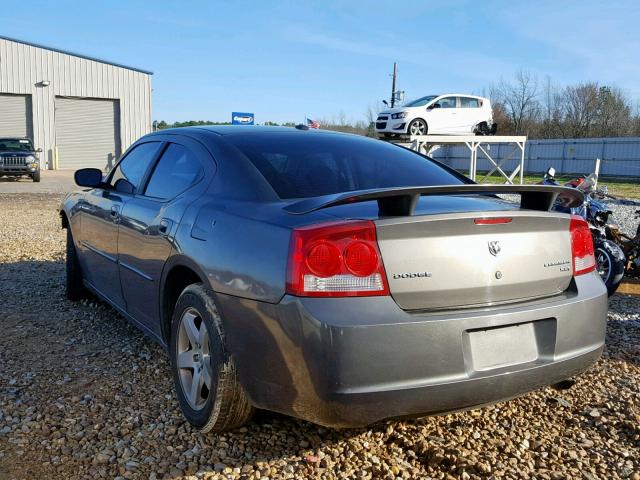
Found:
[0,137,41,182]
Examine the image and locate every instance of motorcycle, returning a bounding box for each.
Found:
[539,168,626,296]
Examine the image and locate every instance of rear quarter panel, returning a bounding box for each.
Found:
[174,198,292,303]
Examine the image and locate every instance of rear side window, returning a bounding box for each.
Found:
[144,143,203,200]
[226,133,465,199]
[109,142,162,191]
[460,97,480,108]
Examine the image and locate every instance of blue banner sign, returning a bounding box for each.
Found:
[232,112,254,125]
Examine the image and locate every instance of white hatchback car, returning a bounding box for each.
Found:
[375,94,496,137]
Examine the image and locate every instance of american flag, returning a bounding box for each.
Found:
[306,118,320,129]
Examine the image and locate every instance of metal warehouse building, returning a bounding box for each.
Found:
[0,35,152,170]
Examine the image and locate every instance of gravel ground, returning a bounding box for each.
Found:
[0,170,77,194]
[607,201,640,237]
[0,193,638,480]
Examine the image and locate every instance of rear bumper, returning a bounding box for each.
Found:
[219,271,607,427]
[326,346,601,426]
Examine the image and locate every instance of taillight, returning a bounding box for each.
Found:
[286,220,390,297]
[570,215,596,276]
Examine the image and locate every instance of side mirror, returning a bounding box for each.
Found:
[427,103,440,109]
[35,147,43,153]
[382,100,389,107]
[114,178,135,195]
[74,168,103,188]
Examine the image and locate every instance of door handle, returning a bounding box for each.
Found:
[159,218,172,236]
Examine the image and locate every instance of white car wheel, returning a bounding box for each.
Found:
[408,119,427,136]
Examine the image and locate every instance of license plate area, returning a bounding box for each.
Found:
[463,319,556,372]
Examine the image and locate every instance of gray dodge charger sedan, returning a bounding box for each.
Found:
[59,126,608,432]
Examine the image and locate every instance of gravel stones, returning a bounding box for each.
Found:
[607,201,640,237]
[0,192,638,479]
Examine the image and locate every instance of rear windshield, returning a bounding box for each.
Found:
[226,133,465,199]
[0,138,34,152]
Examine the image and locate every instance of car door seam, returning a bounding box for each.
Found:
[81,240,117,263]
[119,260,154,281]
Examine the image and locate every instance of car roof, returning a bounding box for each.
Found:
[147,125,347,139]
[438,93,487,100]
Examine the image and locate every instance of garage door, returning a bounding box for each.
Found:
[55,97,121,170]
[0,94,33,138]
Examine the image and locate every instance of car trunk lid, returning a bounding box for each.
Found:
[375,211,574,310]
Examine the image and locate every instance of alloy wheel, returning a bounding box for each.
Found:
[176,308,212,410]
[409,120,426,136]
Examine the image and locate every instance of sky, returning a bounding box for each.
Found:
[2,0,638,124]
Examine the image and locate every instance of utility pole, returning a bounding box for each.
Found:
[390,62,397,108]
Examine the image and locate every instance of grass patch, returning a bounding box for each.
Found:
[474,173,640,200]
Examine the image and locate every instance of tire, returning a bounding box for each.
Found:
[32,170,41,182]
[170,284,254,433]
[594,238,625,296]
[66,228,87,301]
[408,119,428,136]
[474,122,490,136]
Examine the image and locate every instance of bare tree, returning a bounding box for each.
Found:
[491,70,541,135]
[595,86,632,137]
[538,76,566,138]
[490,101,512,135]
[317,112,370,136]
[337,110,347,127]
[365,103,381,137]
[537,82,634,138]
[561,82,601,137]
[632,100,640,136]
[365,103,379,125]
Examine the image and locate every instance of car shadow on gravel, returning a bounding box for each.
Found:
[0,176,26,181]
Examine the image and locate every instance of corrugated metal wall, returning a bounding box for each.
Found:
[0,37,151,169]
[432,137,640,178]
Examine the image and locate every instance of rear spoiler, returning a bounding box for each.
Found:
[284,184,583,216]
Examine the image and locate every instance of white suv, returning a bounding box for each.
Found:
[375,94,496,137]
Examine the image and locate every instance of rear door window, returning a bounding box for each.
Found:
[144,143,203,200]
[459,97,480,108]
